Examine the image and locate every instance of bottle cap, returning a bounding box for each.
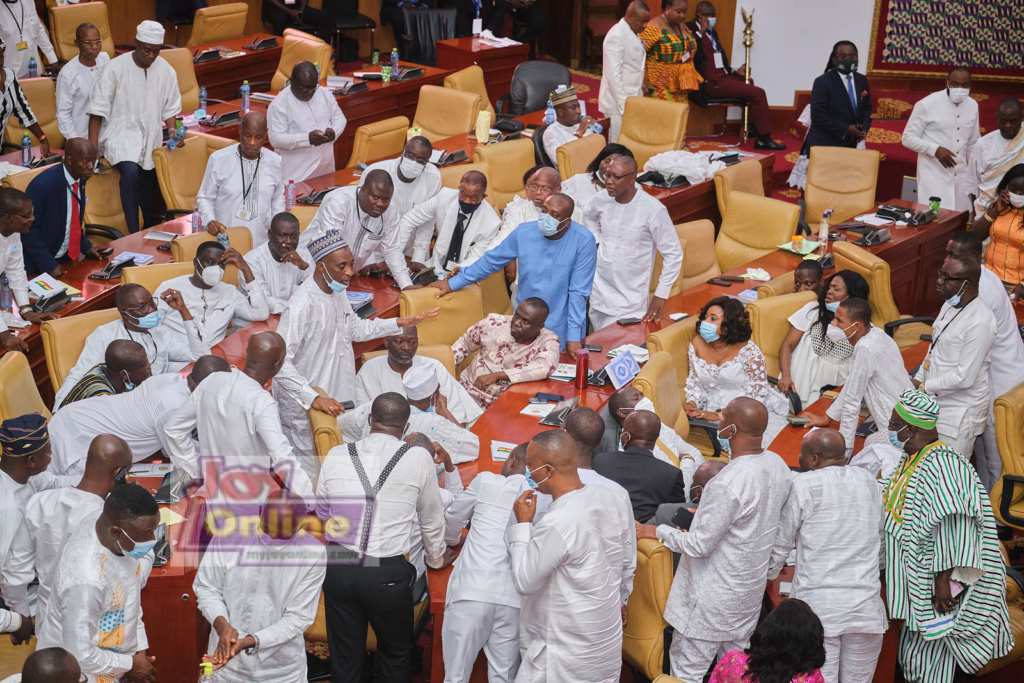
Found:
[243,80,248,84]
[201,662,213,675]
[792,235,803,241]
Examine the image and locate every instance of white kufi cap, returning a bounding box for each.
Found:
[136,20,165,45]
[403,363,439,401]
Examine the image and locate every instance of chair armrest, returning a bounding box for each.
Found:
[1,142,22,154]
[1006,564,1024,594]
[688,417,721,458]
[495,92,511,116]
[768,376,803,415]
[883,317,935,338]
[163,209,194,221]
[84,224,123,241]
[999,475,1024,528]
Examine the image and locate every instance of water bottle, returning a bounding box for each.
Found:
[285,179,296,212]
[0,273,12,309]
[28,57,36,78]
[198,662,213,682]
[544,99,555,125]
[198,86,207,113]
[166,122,188,150]
[191,206,203,233]
[818,209,832,253]
[240,81,250,115]
[589,121,604,135]
[391,48,400,75]
[217,231,230,249]
[20,134,31,167]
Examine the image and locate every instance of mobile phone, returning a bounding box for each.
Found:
[949,579,965,598]
[535,392,563,403]
[584,344,602,352]
[617,317,642,325]
[98,247,114,256]
[341,400,355,411]
[787,416,811,426]
[529,397,544,404]
[707,278,731,286]
[719,275,745,282]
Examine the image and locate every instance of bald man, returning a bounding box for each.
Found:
[23,137,102,276]
[56,23,111,140]
[3,434,134,641]
[509,430,634,683]
[968,98,1023,215]
[599,385,703,473]
[687,459,725,505]
[57,339,152,409]
[640,397,791,683]
[768,429,886,683]
[599,1,649,142]
[199,111,284,249]
[19,647,81,683]
[162,331,313,498]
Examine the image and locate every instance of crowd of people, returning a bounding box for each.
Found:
[0,3,1020,683]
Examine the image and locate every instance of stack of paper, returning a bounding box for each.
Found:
[490,440,517,462]
[549,363,577,381]
[113,251,154,266]
[737,288,759,303]
[520,403,556,418]
[346,291,373,306]
[28,273,80,298]
[0,311,29,329]
[607,344,649,363]
[250,92,276,104]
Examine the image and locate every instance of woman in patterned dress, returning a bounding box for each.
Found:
[640,0,703,103]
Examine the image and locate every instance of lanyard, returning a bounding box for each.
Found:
[925,295,974,358]
[2,1,23,39]
[239,152,262,203]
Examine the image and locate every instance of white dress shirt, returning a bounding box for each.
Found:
[398,187,501,271]
[599,18,646,117]
[154,273,270,346]
[0,230,29,334]
[768,465,888,638]
[584,186,683,319]
[560,173,602,212]
[162,368,313,497]
[55,53,110,140]
[0,469,61,571]
[902,89,980,212]
[359,157,444,260]
[355,355,483,426]
[299,186,413,288]
[542,120,593,171]
[267,85,347,182]
[315,432,446,564]
[0,0,57,78]
[967,129,1024,215]
[978,266,1024,399]
[47,373,192,481]
[338,401,481,464]
[87,53,181,169]
[244,242,309,315]
[197,145,285,249]
[53,318,208,409]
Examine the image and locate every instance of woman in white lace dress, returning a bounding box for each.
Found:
[560,143,634,211]
[776,269,870,406]
[684,297,790,448]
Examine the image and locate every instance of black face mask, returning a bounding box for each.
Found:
[834,58,857,75]
[458,200,480,214]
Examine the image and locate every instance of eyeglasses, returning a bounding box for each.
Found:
[5,210,32,220]
[887,419,908,430]
[525,183,557,192]
[604,171,636,184]
[936,271,969,284]
[79,39,103,47]
[401,151,428,165]
[124,297,159,316]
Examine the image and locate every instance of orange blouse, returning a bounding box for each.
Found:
[640,24,704,95]
[984,209,1024,284]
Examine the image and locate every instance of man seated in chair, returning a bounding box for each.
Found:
[21,139,103,278]
[398,170,500,275]
[154,240,270,347]
[200,112,284,250]
[53,283,209,408]
[263,0,335,45]
[793,260,825,295]
[244,213,310,315]
[598,384,703,473]
[58,339,152,409]
[542,85,597,172]
[484,0,546,50]
[381,0,434,45]
[354,326,483,426]
[451,298,560,408]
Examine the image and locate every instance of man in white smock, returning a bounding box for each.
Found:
[598,1,649,143]
[267,61,346,182]
[0,0,57,78]
[55,22,110,140]
[243,212,309,315]
[541,85,597,171]
[966,97,1024,216]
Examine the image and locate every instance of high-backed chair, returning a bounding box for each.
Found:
[555,133,606,181]
[622,538,674,680]
[676,220,720,292]
[993,381,1024,531]
[154,132,237,216]
[472,139,534,211]
[3,78,63,152]
[1,165,121,244]
[186,3,249,47]
[0,352,51,421]
[632,351,689,439]
[120,263,193,294]
[832,241,933,351]
[439,162,496,209]
[39,309,120,394]
[479,271,512,317]
[616,96,688,170]
[712,159,765,218]
[649,223,688,300]
[715,193,800,273]
[293,205,317,232]
[495,61,571,118]
[83,165,135,240]
[161,48,202,112]
[269,29,336,92]
[804,147,881,224]
[308,387,343,462]
[49,2,116,62]
[346,116,410,168]
[412,85,482,144]
[359,346,458,378]
[399,285,483,347]
[746,291,817,378]
[444,65,494,118]
[756,271,796,298]
[170,228,252,287]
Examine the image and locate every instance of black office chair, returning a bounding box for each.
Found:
[400,7,455,66]
[320,0,377,61]
[531,123,554,167]
[261,0,319,40]
[495,60,572,118]
[687,86,747,139]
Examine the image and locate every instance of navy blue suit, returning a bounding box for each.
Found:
[804,70,872,149]
[22,163,90,276]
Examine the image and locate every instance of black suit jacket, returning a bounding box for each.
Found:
[22,163,90,276]
[591,445,688,523]
[685,21,732,79]
[804,70,872,149]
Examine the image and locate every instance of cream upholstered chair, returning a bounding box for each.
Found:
[412,85,482,143]
[186,3,249,47]
[2,165,121,245]
[169,228,252,287]
[84,165,135,240]
[270,29,336,92]
[48,2,116,61]
[39,309,120,394]
[0,352,51,421]
[993,381,1024,531]
[153,131,237,216]
[472,139,534,212]
[3,78,63,151]
[161,48,202,112]
[715,193,800,273]
[622,538,674,680]
[359,346,458,377]
[746,291,817,378]
[616,96,688,170]
[649,223,688,300]
[293,205,317,232]
[555,133,607,181]
[712,159,765,218]
[346,116,410,168]
[756,271,796,298]
[308,387,343,462]
[120,263,193,295]
[804,147,881,224]
[632,351,689,439]
[443,65,494,118]
[438,162,497,209]
[399,285,484,347]
[677,220,720,291]
[479,271,512,317]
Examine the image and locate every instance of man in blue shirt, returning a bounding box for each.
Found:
[431,193,597,359]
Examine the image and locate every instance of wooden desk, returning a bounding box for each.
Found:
[435,38,530,110]
[191,34,283,101]
[0,146,62,167]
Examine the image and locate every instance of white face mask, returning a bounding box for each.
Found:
[634,396,656,413]
[948,87,970,105]
[1008,192,1024,209]
[826,322,855,343]
[399,156,425,180]
[200,264,224,287]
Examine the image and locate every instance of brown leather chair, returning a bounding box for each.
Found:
[992,381,1024,531]
[412,85,482,144]
[186,3,249,47]
[0,351,51,421]
[3,77,63,151]
[39,309,120,394]
[649,223,688,300]
[346,116,410,168]
[443,65,494,118]
[48,2,116,62]
[439,162,496,210]
[270,29,336,92]
[712,159,765,218]
[400,284,484,347]
[616,96,688,170]
[746,291,817,378]
[677,220,720,292]
[756,271,796,298]
[804,147,881,225]
[622,538,674,680]
[154,131,237,216]
[555,133,607,182]
[715,193,800,273]
[472,139,534,212]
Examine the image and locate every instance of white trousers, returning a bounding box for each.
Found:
[669,630,748,683]
[972,413,1001,493]
[821,633,884,683]
[588,309,619,334]
[442,600,521,683]
[936,410,983,460]
[608,114,623,145]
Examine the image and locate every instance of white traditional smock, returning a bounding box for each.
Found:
[244,242,309,315]
[354,355,483,426]
[55,53,110,140]
[0,469,61,570]
[398,187,501,272]
[193,531,327,683]
[87,52,181,169]
[507,484,634,683]
[967,127,1024,215]
[542,120,593,171]
[196,145,285,249]
[0,230,29,335]
[359,157,443,260]
[154,273,269,346]
[902,89,980,212]
[266,85,346,182]
[599,17,647,142]
[338,401,481,465]
[272,278,400,476]
[0,0,57,78]
[786,301,854,406]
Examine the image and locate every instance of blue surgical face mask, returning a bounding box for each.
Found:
[888,424,908,450]
[537,213,563,237]
[699,320,720,342]
[947,280,966,307]
[525,464,549,490]
[708,16,717,28]
[717,423,736,452]
[129,311,162,329]
[321,263,347,292]
[121,370,136,392]
[116,528,157,559]
[825,301,840,312]
[410,397,436,414]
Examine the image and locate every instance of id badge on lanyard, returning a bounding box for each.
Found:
[713,52,724,69]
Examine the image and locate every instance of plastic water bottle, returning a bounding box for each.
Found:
[28,57,36,78]
[285,179,296,212]
[20,134,31,166]
[240,81,250,115]
[391,48,400,75]
[544,99,555,125]
[198,86,207,113]
[191,206,203,233]
[589,121,603,135]
[217,231,230,249]
[819,209,832,253]
[0,273,12,309]
[166,122,188,150]
[199,662,213,682]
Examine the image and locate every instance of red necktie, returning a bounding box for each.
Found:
[68,181,80,260]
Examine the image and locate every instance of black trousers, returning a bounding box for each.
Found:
[265,4,335,45]
[486,0,546,45]
[323,552,416,683]
[381,1,437,38]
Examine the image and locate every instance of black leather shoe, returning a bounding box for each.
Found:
[754,137,786,150]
